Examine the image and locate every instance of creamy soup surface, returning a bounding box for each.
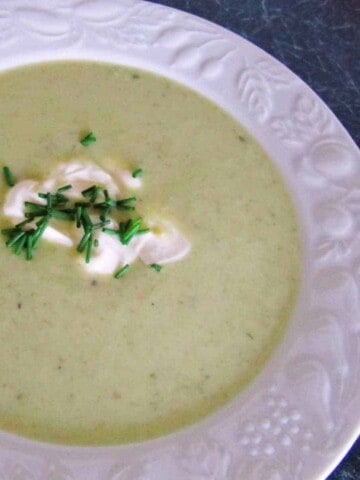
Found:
[0,62,300,445]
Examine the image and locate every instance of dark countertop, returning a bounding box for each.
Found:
[151,1,360,479]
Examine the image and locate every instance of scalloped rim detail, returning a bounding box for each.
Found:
[0,1,359,479]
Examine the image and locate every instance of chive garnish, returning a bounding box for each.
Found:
[137,228,150,235]
[24,201,47,210]
[38,192,68,205]
[57,184,72,192]
[6,231,26,248]
[26,232,34,260]
[114,264,130,279]
[116,197,137,211]
[80,132,96,146]
[81,185,96,196]
[2,227,19,235]
[14,234,26,255]
[77,230,92,253]
[82,185,101,203]
[150,263,162,272]
[3,166,15,187]
[81,208,93,229]
[102,228,118,235]
[1,175,157,278]
[32,217,49,249]
[132,168,143,178]
[117,197,136,205]
[85,233,93,263]
[75,205,82,228]
[46,192,52,210]
[119,218,142,245]
[100,206,110,222]
[24,212,42,219]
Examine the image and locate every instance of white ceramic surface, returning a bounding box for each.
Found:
[0,1,359,479]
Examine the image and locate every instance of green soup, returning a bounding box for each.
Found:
[0,62,300,445]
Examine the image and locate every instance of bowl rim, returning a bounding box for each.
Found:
[0,1,359,479]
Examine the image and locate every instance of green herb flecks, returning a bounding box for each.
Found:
[132,168,143,178]
[81,185,101,203]
[2,166,15,187]
[114,264,130,279]
[85,232,93,264]
[150,263,162,272]
[80,132,96,147]
[57,184,72,193]
[119,218,142,245]
[1,170,161,281]
[77,230,92,253]
[26,232,34,261]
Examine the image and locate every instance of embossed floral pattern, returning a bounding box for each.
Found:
[0,1,358,480]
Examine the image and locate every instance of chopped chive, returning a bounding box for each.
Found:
[119,221,127,236]
[3,166,15,187]
[60,208,76,214]
[116,197,137,209]
[38,192,68,205]
[1,227,19,235]
[6,231,26,248]
[54,193,69,205]
[85,233,93,263]
[130,218,142,227]
[81,185,96,196]
[120,197,137,204]
[57,184,72,192]
[76,205,82,228]
[132,168,143,178]
[24,201,46,210]
[25,210,48,219]
[121,225,141,244]
[80,132,96,146]
[119,217,143,245]
[1,174,159,277]
[81,208,93,228]
[32,218,49,249]
[137,228,150,235]
[14,234,26,255]
[117,205,135,211]
[100,206,110,222]
[81,185,100,203]
[81,185,97,196]
[114,264,130,279]
[150,263,162,272]
[46,192,52,210]
[26,232,34,260]
[77,230,92,253]
[94,200,116,209]
[102,228,119,235]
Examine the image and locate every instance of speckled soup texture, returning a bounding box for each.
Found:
[0,61,300,445]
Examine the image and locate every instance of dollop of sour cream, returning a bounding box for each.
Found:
[3,161,191,275]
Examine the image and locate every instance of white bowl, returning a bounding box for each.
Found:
[0,1,359,479]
